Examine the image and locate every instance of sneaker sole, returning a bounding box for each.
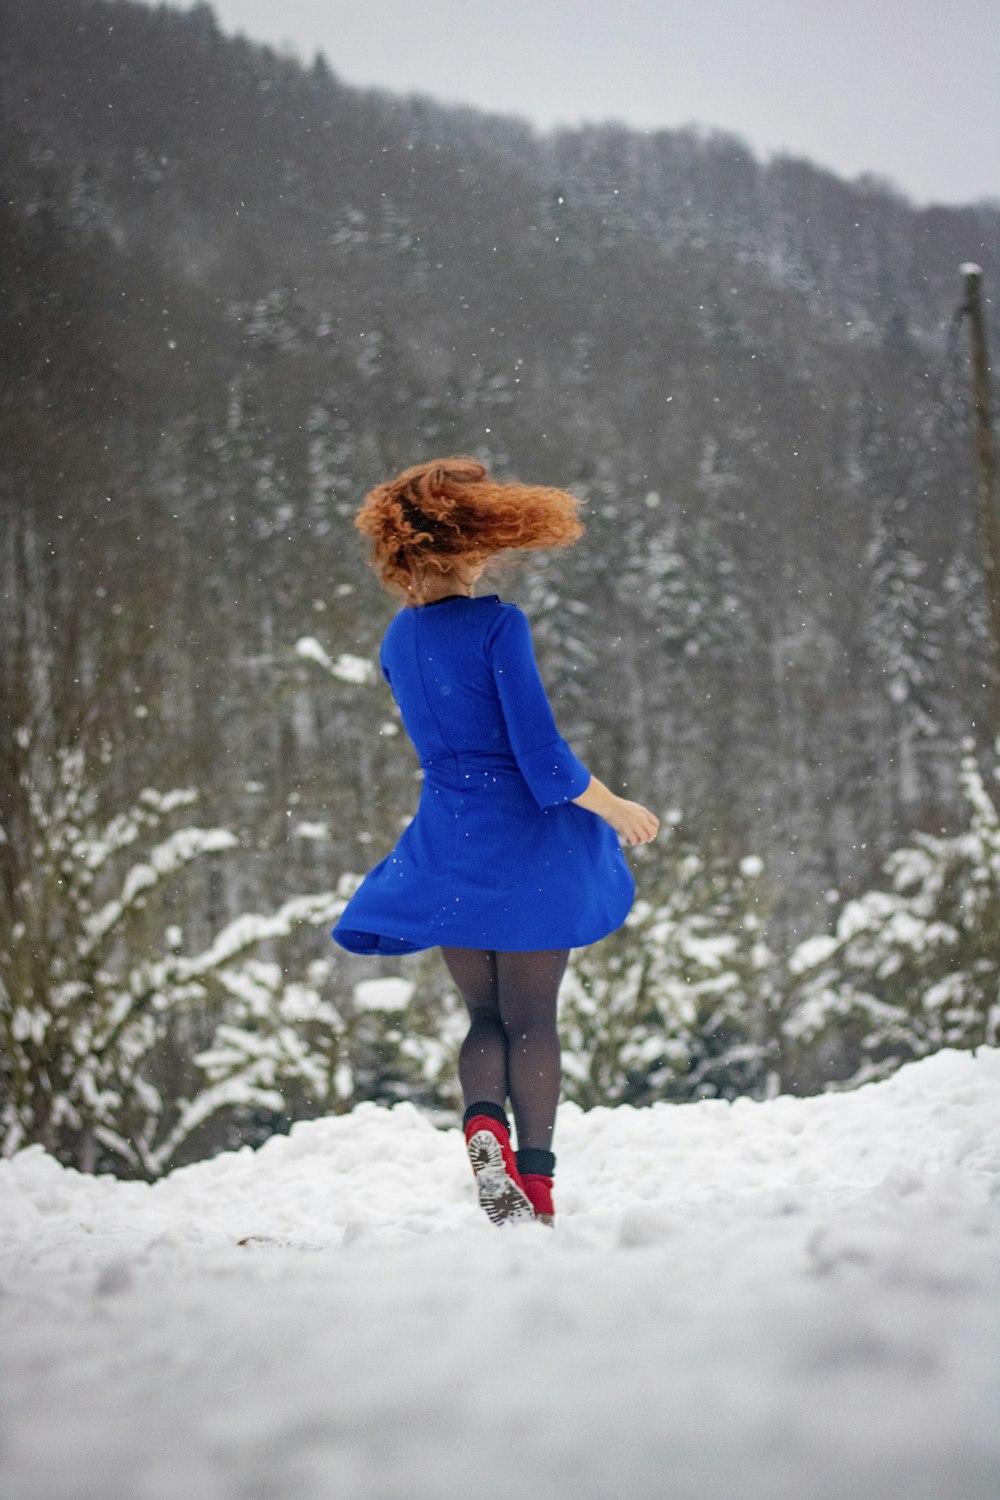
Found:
[466,1130,536,1226]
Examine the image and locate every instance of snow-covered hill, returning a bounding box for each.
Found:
[2,1049,999,1500]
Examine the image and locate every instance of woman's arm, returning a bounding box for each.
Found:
[572,776,660,846]
[488,608,593,807]
[488,607,659,842]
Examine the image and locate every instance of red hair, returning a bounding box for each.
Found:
[355,456,585,598]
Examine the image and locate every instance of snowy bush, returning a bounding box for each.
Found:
[8,729,996,1178]
[211,953,469,1127]
[560,827,779,1106]
[0,738,350,1176]
[783,740,1000,1088]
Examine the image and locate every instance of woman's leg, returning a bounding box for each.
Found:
[440,946,507,1108]
[442,945,570,1148]
[495,948,569,1153]
[444,946,537,1225]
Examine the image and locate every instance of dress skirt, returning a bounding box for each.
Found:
[332,594,635,956]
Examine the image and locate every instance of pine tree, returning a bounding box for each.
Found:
[863,494,945,809]
[0,734,347,1176]
[782,740,1000,1090]
[560,824,778,1107]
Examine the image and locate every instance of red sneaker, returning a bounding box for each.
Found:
[519,1174,555,1226]
[463,1109,535,1227]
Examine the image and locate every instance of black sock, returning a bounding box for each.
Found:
[463,1100,509,1131]
[516,1147,556,1177]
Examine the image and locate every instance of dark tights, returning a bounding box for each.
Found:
[442,946,569,1152]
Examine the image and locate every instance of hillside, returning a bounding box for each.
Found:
[2,0,999,1140]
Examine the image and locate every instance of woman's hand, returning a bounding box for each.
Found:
[572,776,660,845]
[605,797,661,846]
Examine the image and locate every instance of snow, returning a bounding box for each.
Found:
[2,1048,999,1500]
[788,933,838,974]
[294,636,375,683]
[83,827,239,947]
[292,821,330,841]
[171,891,348,979]
[352,977,414,1012]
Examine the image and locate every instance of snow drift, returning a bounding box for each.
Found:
[2,1048,999,1499]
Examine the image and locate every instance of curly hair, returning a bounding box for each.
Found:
[355,456,585,598]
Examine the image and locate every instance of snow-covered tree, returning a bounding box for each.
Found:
[942,526,996,718]
[0,734,349,1176]
[213,953,472,1129]
[560,823,778,1107]
[863,494,945,808]
[783,739,1000,1089]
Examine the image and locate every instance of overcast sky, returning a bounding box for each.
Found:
[175,0,999,206]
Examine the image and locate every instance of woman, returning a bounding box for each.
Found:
[333,457,659,1226]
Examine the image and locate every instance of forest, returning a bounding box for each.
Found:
[2,0,999,1176]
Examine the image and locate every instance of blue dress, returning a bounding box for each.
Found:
[332,594,635,955]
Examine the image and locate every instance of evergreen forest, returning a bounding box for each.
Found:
[2,0,999,1175]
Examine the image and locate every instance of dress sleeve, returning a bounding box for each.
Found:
[488,606,592,809]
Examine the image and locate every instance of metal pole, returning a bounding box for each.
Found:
[961,263,1000,739]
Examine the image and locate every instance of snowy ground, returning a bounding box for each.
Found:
[2,1050,999,1500]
